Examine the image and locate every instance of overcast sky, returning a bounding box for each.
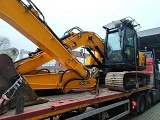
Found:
[0,0,160,53]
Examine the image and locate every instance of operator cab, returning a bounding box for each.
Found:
[103,17,146,71]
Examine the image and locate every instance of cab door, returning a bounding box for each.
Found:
[124,27,137,64]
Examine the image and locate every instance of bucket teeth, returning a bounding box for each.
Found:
[0,54,48,113]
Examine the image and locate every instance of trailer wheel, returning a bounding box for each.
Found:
[147,93,152,109]
[138,95,146,114]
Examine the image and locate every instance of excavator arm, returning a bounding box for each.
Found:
[15,49,52,74]
[15,30,104,74]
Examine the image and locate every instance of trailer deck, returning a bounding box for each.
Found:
[0,85,154,120]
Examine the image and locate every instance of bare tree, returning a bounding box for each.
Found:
[0,36,10,50]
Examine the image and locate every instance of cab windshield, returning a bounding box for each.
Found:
[107,31,122,61]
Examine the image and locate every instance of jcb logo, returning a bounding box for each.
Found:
[79,81,89,85]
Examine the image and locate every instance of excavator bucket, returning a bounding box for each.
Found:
[0,54,48,115]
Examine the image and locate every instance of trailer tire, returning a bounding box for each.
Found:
[138,95,146,114]
[147,93,152,109]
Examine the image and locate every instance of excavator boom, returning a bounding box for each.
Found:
[15,31,104,74]
[0,0,87,78]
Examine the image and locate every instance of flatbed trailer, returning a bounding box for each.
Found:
[0,85,158,120]
[0,1,160,120]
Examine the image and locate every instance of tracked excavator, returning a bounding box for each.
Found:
[15,18,148,92]
[0,0,148,91]
[0,0,149,115]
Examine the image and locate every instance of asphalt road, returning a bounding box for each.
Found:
[119,101,160,120]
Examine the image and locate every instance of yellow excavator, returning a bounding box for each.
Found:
[0,0,148,115]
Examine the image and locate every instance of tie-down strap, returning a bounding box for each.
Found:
[0,74,23,115]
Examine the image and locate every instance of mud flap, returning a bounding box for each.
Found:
[0,54,48,115]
